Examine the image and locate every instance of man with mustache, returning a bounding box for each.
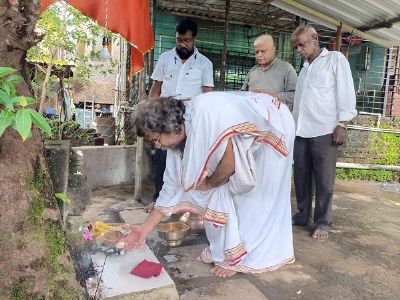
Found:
[146,18,214,212]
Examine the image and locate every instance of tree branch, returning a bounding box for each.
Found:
[39,49,56,114]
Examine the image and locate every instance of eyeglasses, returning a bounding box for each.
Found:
[149,133,161,146]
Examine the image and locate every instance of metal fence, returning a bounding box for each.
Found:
[148,13,400,118]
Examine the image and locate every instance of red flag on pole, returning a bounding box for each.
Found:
[40,0,154,75]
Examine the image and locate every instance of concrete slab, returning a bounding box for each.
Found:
[180,278,268,300]
[81,181,400,299]
[120,208,149,225]
[91,245,179,299]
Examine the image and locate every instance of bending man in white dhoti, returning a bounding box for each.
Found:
[122,91,295,277]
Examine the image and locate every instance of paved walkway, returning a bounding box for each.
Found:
[82,181,400,299]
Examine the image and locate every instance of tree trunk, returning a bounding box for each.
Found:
[0,1,82,298]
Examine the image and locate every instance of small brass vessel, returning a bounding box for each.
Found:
[179,212,205,235]
[157,222,189,247]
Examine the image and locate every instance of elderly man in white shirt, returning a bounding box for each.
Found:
[291,25,357,240]
[147,18,214,212]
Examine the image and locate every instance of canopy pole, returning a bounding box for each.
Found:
[336,23,342,51]
[133,55,147,202]
[220,0,230,90]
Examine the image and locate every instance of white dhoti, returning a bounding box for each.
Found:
[155,91,295,272]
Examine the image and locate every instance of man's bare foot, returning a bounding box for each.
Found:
[196,255,212,264]
[210,265,237,278]
[312,228,329,240]
[143,202,155,213]
[196,247,213,264]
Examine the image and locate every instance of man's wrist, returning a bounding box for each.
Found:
[337,122,348,129]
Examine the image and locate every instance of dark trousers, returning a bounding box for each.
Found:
[293,134,338,231]
[152,149,167,201]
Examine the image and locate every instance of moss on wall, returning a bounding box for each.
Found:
[8,163,83,299]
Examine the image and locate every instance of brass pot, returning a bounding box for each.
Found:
[157,222,189,247]
[179,212,204,235]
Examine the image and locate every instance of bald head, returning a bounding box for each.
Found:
[254,34,275,47]
[254,34,276,67]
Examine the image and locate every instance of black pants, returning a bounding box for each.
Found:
[152,149,167,201]
[293,134,337,231]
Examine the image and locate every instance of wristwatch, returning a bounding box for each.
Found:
[337,122,348,129]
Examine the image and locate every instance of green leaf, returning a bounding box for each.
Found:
[0,67,16,78]
[14,109,32,140]
[6,75,24,84]
[55,193,71,204]
[0,110,14,137]
[0,90,14,110]
[11,96,37,107]
[27,108,52,137]
[2,82,16,97]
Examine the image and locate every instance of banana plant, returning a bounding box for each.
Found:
[0,67,52,141]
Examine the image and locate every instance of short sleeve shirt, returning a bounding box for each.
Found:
[151,47,214,99]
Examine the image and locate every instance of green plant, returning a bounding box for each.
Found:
[47,120,92,145]
[0,67,51,140]
[55,192,73,224]
[369,132,400,165]
[55,193,71,205]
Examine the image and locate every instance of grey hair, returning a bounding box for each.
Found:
[254,34,275,47]
[132,97,186,137]
[291,25,319,40]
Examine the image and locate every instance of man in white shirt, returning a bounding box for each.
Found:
[147,18,214,211]
[291,25,357,239]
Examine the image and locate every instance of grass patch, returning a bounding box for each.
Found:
[9,284,27,300]
[336,168,395,182]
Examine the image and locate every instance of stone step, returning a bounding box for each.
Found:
[90,245,179,299]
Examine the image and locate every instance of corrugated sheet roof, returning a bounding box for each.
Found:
[156,0,400,47]
[272,0,400,47]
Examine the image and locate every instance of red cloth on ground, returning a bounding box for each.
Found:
[130,259,163,279]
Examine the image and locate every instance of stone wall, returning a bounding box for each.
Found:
[72,145,150,188]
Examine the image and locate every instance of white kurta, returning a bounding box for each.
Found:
[292,48,357,138]
[155,91,295,272]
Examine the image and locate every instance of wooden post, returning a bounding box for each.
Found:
[133,55,147,202]
[220,0,230,90]
[335,23,342,51]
